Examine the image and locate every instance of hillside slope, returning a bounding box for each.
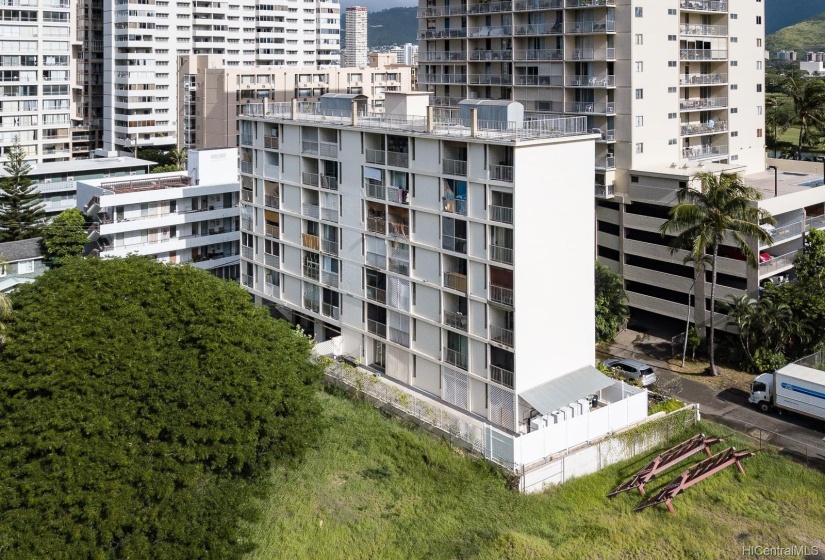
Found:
[767,11,825,55]
[766,0,825,34]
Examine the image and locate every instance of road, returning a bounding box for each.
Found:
[601,329,825,469]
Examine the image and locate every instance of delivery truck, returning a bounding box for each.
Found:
[749,363,825,423]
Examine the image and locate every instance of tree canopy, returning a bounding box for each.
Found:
[595,261,629,343]
[0,138,45,241]
[42,207,89,263]
[0,257,323,558]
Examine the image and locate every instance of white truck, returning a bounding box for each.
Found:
[749,363,825,423]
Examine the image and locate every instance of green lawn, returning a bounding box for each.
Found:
[245,391,825,560]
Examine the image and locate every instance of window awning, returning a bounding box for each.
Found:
[520,366,615,415]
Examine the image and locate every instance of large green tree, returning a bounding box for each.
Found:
[661,172,773,375]
[0,139,45,241]
[595,261,629,343]
[0,257,323,558]
[782,76,825,158]
[42,207,89,263]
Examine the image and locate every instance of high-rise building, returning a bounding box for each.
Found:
[0,0,78,164]
[98,0,341,156]
[343,6,368,68]
[419,0,768,330]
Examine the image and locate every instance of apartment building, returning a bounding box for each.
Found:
[418,0,767,329]
[343,6,368,68]
[76,147,240,279]
[74,0,104,155]
[235,92,647,454]
[0,0,82,164]
[178,54,414,150]
[99,0,341,155]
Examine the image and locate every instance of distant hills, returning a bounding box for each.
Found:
[341,7,417,49]
[766,0,825,35]
[767,11,825,55]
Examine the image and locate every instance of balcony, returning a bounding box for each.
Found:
[388,257,409,275]
[241,274,253,288]
[679,97,728,111]
[490,244,513,264]
[490,365,514,389]
[322,302,340,320]
[422,51,467,62]
[302,233,320,251]
[387,151,409,168]
[679,0,727,12]
[679,24,727,36]
[567,102,615,115]
[242,190,253,203]
[443,159,467,176]
[679,49,727,61]
[443,347,468,370]
[443,271,468,292]
[302,202,320,219]
[418,28,467,40]
[319,141,338,158]
[240,133,252,145]
[241,161,253,174]
[389,327,410,348]
[302,172,319,187]
[469,49,512,61]
[679,73,726,85]
[759,250,797,276]
[321,238,338,256]
[264,135,279,149]
[302,140,319,154]
[321,207,338,222]
[490,164,513,182]
[567,47,615,61]
[681,120,727,136]
[444,197,467,216]
[366,285,386,303]
[242,246,253,259]
[366,251,386,269]
[418,4,467,16]
[565,0,613,5]
[565,20,615,34]
[264,195,279,208]
[490,325,514,347]
[490,205,513,224]
[264,282,278,297]
[303,296,320,314]
[517,0,563,8]
[321,270,339,287]
[468,0,513,14]
[265,224,280,238]
[321,176,338,191]
[683,145,726,160]
[513,74,561,86]
[387,186,409,205]
[365,149,385,165]
[468,26,513,39]
[444,311,468,332]
[366,180,386,200]
[596,156,616,169]
[388,219,409,239]
[367,215,386,234]
[489,284,513,306]
[442,235,467,254]
[514,23,563,36]
[303,262,320,281]
[596,183,615,199]
[367,319,387,338]
[567,75,616,87]
[265,253,280,268]
[513,49,563,61]
[469,74,514,85]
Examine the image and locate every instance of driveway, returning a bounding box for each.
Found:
[600,329,825,468]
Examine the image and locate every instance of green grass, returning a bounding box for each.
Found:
[245,391,825,560]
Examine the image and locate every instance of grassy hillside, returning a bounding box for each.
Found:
[767,11,825,54]
[766,0,825,34]
[341,7,417,49]
[244,391,825,560]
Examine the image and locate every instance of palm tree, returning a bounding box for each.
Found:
[782,77,825,159]
[661,172,774,375]
[168,147,187,171]
[725,293,758,362]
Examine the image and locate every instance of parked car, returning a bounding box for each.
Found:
[601,358,657,387]
[719,246,772,263]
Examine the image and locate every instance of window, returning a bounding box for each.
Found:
[757,129,763,137]
[668,138,677,145]
[668,8,676,15]
[757,84,762,92]
[18,260,35,274]
[731,155,739,161]
[635,7,643,16]
[635,88,643,99]
[731,84,738,90]
[730,61,738,66]
[635,61,643,72]
[757,38,762,47]
[668,87,677,93]
[635,116,644,127]
[757,106,762,115]
[668,60,677,67]
[667,35,676,41]
[757,61,763,70]
[731,131,738,137]
[668,113,677,119]
[731,108,738,114]
[635,34,643,45]
[730,13,737,19]
[756,16,762,24]
[631,175,639,183]
[731,37,738,43]
[635,143,644,154]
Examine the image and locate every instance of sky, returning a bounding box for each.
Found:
[340,0,415,11]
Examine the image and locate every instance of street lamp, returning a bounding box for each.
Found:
[767,165,778,198]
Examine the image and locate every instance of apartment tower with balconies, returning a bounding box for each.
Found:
[343,6,368,68]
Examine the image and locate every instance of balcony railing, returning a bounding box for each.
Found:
[567,75,615,87]
[442,235,467,254]
[514,22,563,36]
[265,224,280,238]
[444,311,468,331]
[683,145,726,160]
[490,164,513,182]
[679,24,727,36]
[265,253,280,268]
[387,151,409,168]
[422,51,467,63]
[241,246,253,259]
[302,172,319,187]
[321,207,338,222]
[322,303,340,320]
[759,250,797,275]
[321,270,339,287]
[565,20,615,34]
[241,274,253,288]
[366,251,386,268]
[679,97,728,111]
[443,198,467,215]
[469,49,512,61]
[468,0,513,14]
[264,195,278,209]
[365,149,385,165]
[387,186,409,205]
[387,220,409,239]
[302,202,320,218]
[564,0,613,6]
[303,296,320,314]
[513,49,563,61]
[302,233,320,250]
[303,262,320,281]
[242,190,253,203]
[444,271,468,292]
[389,327,410,348]
[366,180,386,200]
[367,215,386,234]
[241,161,252,174]
[319,141,338,158]
[679,0,727,12]
[490,325,514,347]
[321,238,338,256]
[681,121,728,136]
[367,319,387,338]
[680,49,727,61]
[679,73,726,85]
[388,257,409,275]
[490,205,513,224]
[264,135,279,149]
[240,133,252,145]
[596,156,616,169]
[321,176,338,191]
[264,282,278,296]
[567,102,615,114]
[442,158,467,176]
[418,4,468,16]
[596,183,615,199]
[443,347,468,370]
[366,285,386,303]
[490,284,513,306]
[302,140,318,154]
[490,365,514,389]
[490,244,514,264]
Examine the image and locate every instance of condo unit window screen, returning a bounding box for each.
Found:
[387,311,410,347]
[387,276,410,311]
[443,367,469,411]
[490,385,514,431]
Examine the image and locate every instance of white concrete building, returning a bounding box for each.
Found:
[76,147,240,279]
[343,6,368,68]
[100,0,341,155]
[236,93,647,446]
[0,0,77,164]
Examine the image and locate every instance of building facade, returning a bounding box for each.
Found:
[343,6,368,68]
[99,0,341,155]
[178,54,414,150]
[234,93,648,440]
[76,148,240,279]
[0,237,48,293]
[0,0,80,164]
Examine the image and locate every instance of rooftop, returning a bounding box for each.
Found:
[239,101,591,143]
[745,169,825,199]
[0,157,154,178]
[0,237,44,262]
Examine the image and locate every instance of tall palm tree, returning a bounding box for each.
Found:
[661,172,774,375]
[168,147,187,171]
[782,77,825,159]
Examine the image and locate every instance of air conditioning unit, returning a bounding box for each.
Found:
[43,178,52,183]
[67,176,74,181]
